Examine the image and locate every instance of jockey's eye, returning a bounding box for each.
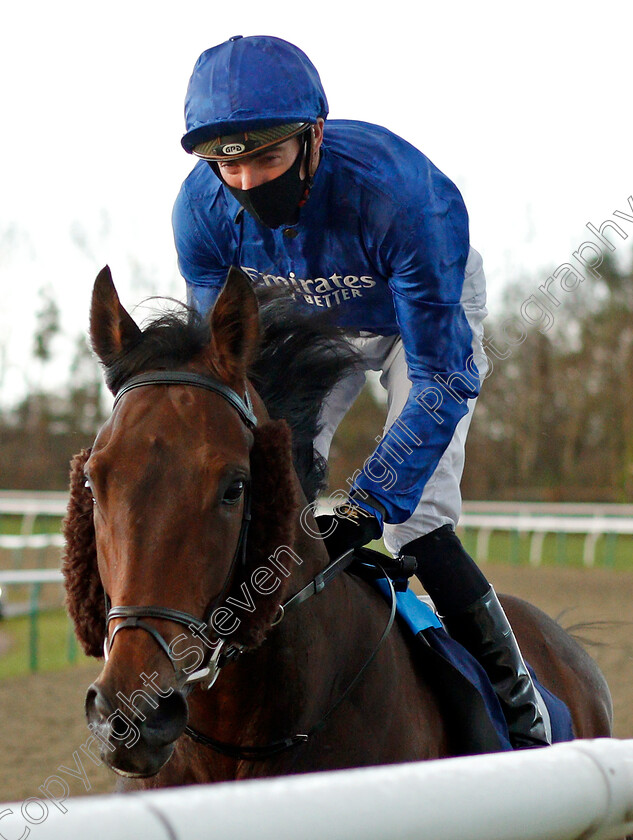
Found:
[222,479,245,506]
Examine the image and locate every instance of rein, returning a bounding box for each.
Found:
[102,369,398,763]
[184,556,397,761]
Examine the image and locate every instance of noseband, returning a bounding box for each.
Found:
[103,370,257,688]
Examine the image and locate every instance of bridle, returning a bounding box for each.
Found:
[103,370,257,688]
[101,368,397,760]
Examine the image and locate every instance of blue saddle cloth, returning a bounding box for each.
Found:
[373,579,574,754]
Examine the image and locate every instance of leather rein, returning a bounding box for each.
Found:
[102,369,396,761]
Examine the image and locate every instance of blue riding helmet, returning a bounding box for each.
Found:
[181,35,329,154]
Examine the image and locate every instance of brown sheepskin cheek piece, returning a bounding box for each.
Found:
[62,448,105,657]
[232,419,300,649]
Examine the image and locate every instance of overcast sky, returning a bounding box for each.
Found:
[1,0,632,403]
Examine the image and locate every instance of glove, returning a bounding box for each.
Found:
[315,501,382,561]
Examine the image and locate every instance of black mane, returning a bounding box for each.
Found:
[100,289,359,502]
[250,291,359,501]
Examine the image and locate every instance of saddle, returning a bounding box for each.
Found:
[349,547,574,756]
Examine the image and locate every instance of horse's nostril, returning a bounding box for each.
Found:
[85,683,112,723]
[144,690,189,747]
[86,685,102,720]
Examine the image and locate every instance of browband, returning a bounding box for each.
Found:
[113,370,257,428]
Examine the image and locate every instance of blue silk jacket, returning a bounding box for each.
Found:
[173,119,483,524]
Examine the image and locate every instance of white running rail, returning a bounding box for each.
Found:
[2,493,632,566]
[0,569,63,585]
[458,513,633,567]
[2,739,632,840]
[0,491,68,537]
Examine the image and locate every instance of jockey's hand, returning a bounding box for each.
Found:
[315,502,382,562]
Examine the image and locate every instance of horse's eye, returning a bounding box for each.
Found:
[222,479,245,505]
[84,476,95,502]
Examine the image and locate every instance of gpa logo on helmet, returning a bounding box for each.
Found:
[222,143,246,156]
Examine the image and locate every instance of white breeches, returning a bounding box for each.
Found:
[314,247,488,555]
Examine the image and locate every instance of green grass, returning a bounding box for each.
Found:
[460,528,633,571]
[0,513,64,574]
[0,609,89,680]
[366,531,633,571]
[0,514,63,536]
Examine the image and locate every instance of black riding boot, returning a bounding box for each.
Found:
[402,525,550,749]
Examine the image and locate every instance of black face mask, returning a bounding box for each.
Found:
[213,143,308,229]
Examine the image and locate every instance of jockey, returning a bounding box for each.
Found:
[173,35,549,749]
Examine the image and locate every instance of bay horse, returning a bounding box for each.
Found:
[62,265,612,789]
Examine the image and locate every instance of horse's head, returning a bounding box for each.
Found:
[63,266,303,777]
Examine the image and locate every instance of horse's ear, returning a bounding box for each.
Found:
[90,266,142,368]
[207,266,259,385]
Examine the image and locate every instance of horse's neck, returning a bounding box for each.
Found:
[183,398,400,770]
[185,516,371,751]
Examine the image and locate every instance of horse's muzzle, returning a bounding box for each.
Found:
[85,680,189,777]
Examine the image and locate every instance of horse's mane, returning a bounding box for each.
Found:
[101,288,359,502]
